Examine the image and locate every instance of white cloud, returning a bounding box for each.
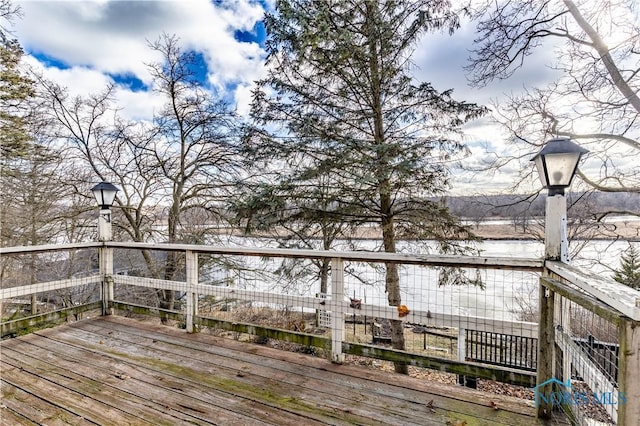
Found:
[24,54,112,97]
[14,0,268,115]
[24,53,161,122]
[16,1,619,196]
[233,82,255,117]
[16,1,161,82]
[112,86,165,122]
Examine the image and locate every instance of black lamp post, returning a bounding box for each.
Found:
[91,181,118,315]
[91,181,118,241]
[531,137,588,196]
[91,181,119,211]
[532,138,588,419]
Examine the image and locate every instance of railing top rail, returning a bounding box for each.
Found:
[546,260,640,321]
[0,242,100,255]
[0,241,543,270]
[104,241,544,270]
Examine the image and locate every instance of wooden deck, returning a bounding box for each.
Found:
[0,316,568,425]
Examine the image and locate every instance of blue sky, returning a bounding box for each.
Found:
[11,0,561,194]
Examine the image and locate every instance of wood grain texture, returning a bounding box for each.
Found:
[1,316,569,425]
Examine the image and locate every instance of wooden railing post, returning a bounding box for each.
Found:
[558,295,571,385]
[537,194,566,418]
[617,317,640,425]
[330,257,345,364]
[457,328,466,363]
[536,279,555,418]
[552,285,571,385]
[185,250,198,333]
[98,209,113,316]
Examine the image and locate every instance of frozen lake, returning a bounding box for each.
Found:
[206,237,637,323]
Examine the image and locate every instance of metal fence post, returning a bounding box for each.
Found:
[331,257,345,364]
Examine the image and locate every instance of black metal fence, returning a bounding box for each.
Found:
[464,330,619,387]
[466,329,538,372]
[574,335,620,385]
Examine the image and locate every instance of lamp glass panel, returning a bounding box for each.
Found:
[533,156,548,187]
[101,189,117,207]
[91,185,117,208]
[543,152,580,187]
[92,188,105,206]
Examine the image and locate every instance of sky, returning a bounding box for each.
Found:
[10,0,561,195]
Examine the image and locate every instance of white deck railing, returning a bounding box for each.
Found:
[1,241,638,425]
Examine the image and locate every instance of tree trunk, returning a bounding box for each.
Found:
[320,258,330,295]
[380,187,407,374]
[365,0,407,374]
[364,0,407,373]
[319,230,332,294]
[159,203,179,323]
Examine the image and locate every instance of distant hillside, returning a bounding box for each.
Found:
[442,192,640,221]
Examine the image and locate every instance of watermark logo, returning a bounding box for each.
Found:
[532,378,626,407]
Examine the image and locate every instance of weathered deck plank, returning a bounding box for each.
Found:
[0,383,52,425]
[1,334,318,425]
[67,318,534,425]
[1,362,156,425]
[1,316,568,425]
[1,347,224,425]
[60,324,438,424]
[21,325,422,425]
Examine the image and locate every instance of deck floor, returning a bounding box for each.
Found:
[1,316,568,425]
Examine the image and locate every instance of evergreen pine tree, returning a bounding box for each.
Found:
[247,0,486,373]
[0,36,34,159]
[613,245,640,290]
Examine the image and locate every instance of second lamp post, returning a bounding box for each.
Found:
[531,137,588,262]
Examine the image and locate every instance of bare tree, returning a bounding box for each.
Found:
[37,34,240,318]
[0,0,20,44]
[0,3,78,313]
[142,34,240,313]
[466,1,639,203]
[37,78,164,253]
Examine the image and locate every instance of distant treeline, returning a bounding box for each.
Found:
[443,192,640,221]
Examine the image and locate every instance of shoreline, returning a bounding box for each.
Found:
[222,220,640,242]
[469,221,640,242]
